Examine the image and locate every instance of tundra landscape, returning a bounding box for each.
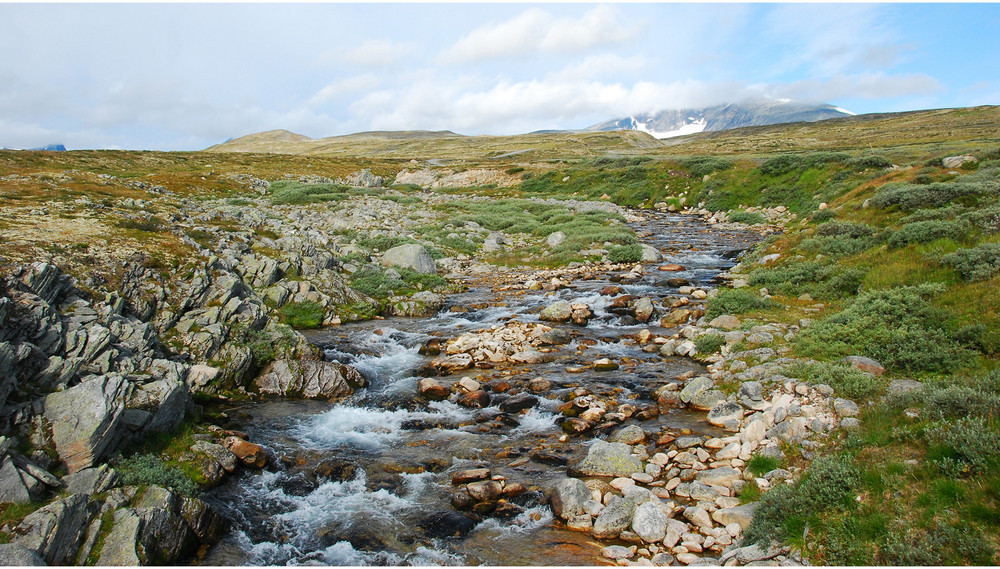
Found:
[1,104,1000,566]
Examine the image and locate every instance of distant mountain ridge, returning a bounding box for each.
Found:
[586,100,854,139]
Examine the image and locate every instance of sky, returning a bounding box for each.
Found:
[1,2,998,151]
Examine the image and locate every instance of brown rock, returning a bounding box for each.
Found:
[223,436,267,468]
[453,468,491,485]
[658,264,685,272]
[418,378,450,401]
[457,389,491,409]
[467,480,503,502]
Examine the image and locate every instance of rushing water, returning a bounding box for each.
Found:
[199,212,761,566]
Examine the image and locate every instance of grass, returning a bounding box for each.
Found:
[277,300,326,329]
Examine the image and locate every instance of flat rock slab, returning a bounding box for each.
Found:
[570,440,643,477]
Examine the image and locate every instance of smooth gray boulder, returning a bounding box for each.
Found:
[570,440,643,477]
[381,244,437,274]
[44,374,130,473]
[551,478,592,520]
[539,300,572,322]
[546,231,567,248]
[608,424,646,445]
[712,501,758,529]
[631,501,667,543]
[639,244,662,262]
[592,495,637,539]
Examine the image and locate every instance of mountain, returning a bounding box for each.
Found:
[586,100,855,139]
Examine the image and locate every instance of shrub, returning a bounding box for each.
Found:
[608,244,643,263]
[879,522,996,565]
[816,220,876,238]
[269,180,349,204]
[810,209,837,223]
[926,416,1000,477]
[746,453,781,477]
[848,155,893,170]
[694,333,726,355]
[683,156,734,178]
[743,456,860,547]
[116,217,165,233]
[887,219,971,248]
[800,235,874,257]
[115,453,197,495]
[784,361,883,400]
[758,152,849,176]
[871,181,999,211]
[704,288,775,319]
[357,234,417,252]
[747,260,865,298]
[961,204,1000,233]
[727,210,766,225]
[940,242,1000,281]
[277,301,325,329]
[795,284,974,373]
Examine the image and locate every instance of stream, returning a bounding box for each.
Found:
[199,212,762,566]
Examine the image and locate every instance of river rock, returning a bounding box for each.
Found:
[712,501,758,529]
[430,353,473,373]
[640,245,662,262]
[631,501,667,543]
[381,244,437,274]
[682,506,712,528]
[608,425,646,445]
[551,477,592,520]
[689,390,727,411]
[695,466,741,488]
[223,436,267,468]
[537,328,571,345]
[466,480,503,502]
[634,297,655,323]
[540,301,572,322]
[601,545,634,560]
[257,359,364,400]
[707,401,744,427]
[679,377,714,404]
[457,389,491,408]
[418,378,450,400]
[510,349,554,364]
[592,495,638,539]
[570,440,643,477]
[708,315,741,330]
[43,374,130,473]
[500,393,538,414]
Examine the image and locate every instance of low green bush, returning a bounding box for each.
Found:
[277,300,325,329]
[744,456,861,547]
[940,242,1000,281]
[848,155,893,170]
[871,181,999,211]
[746,453,781,477]
[887,219,971,248]
[115,453,197,495]
[800,235,874,257]
[879,522,996,565]
[683,156,735,178]
[608,244,643,263]
[269,180,350,204]
[926,416,1000,477]
[704,288,776,319]
[961,204,1000,233]
[758,152,849,176]
[795,285,975,374]
[727,210,766,225]
[694,333,726,355]
[784,361,883,400]
[816,220,876,238]
[747,260,865,298]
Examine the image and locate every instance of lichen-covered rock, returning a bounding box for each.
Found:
[550,477,592,520]
[256,359,365,400]
[569,440,643,477]
[381,244,437,275]
[14,494,96,565]
[44,374,130,473]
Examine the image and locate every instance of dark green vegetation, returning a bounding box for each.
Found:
[349,266,447,298]
[701,145,1000,563]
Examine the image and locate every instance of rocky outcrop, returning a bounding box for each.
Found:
[381,244,437,275]
[256,359,366,400]
[43,374,130,474]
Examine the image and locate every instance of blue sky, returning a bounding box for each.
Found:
[1,3,998,151]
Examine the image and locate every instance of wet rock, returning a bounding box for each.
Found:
[223,436,267,468]
[707,401,744,427]
[569,440,643,477]
[561,418,592,434]
[418,378,450,400]
[661,309,693,328]
[634,297,655,323]
[537,328,571,346]
[499,393,538,414]
[510,349,554,364]
[551,477,592,520]
[608,425,646,445]
[528,377,553,393]
[466,480,503,502]
[256,359,364,400]
[540,300,572,322]
[417,511,478,539]
[592,358,619,371]
[430,353,474,374]
[601,545,635,560]
[679,377,714,404]
[689,389,727,411]
[457,389,491,408]
[452,468,491,485]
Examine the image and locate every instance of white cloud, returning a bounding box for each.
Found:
[441,5,637,64]
[336,39,414,67]
[306,74,381,107]
[756,72,944,102]
[552,53,650,81]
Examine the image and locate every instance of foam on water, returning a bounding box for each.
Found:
[299,400,476,449]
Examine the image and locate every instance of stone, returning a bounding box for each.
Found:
[96,509,142,565]
[679,377,714,404]
[651,552,676,566]
[640,245,662,263]
[593,495,638,539]
[592,358,619,371]
[833,398,860,417]
[0,543,45,566]
[689,390,727,412]
[682,506,712,528]
[63,464,119,495]
[695,467,741,488]
[712,502,758,529]
[466,480,503,502]
[608,425,646,445]
[634,297,656,323]
[570,440,644,478]
[499,393,538,414]
[942,155,976,169]
[841,417,860,430]
[223,436,267,468]
[551,478,592,520]
[256,359,364,400]
[537,328,571,346]
[601,545,635,560]
[888,379,923,394]
[510,349,554,364]
[546,231,567,248]
[44,374,129,474]
[418,378,450,400]
[631,501,668,543]
[381,243,437,274]
[746,332,773,345]
[457,389,491,409]
[540,301,573,322]
[14,494,95,565]
[740,420,767,444]
[709,315,742,330]
[842,355,885,377]
[707,402,744,427]
[453,468,491,485]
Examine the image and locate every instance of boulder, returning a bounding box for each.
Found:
[707,401,744,427]
[592,495,637,539]
[682,506,712,528]
[942,155,976,169]
[540,301,573,322]
[537,328,571,346]
[570,440,643,477]
[223,436,267,468]
[0,544,45,566]
[418,378,450,400]
[695,466,741,488]
[679,377,714,404]
[14,494,95,565]
[631,501,667,543]
[551,478,592,520]
[708,315,741,330]
[689,390,727,412]
[256,359,365,400]
[712,502,758,529]
[608,425,646,445]
[546,231,567,248]
[381,244,437,274]
[510,349,554,364]
[834,398,860,417]
[452,468,491,485]
[44,374,130,473]
[639,245,662,262]
[499,393,538,414]
[634,297,655,323]
[843,355,885,377]
[63,464,119,495]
